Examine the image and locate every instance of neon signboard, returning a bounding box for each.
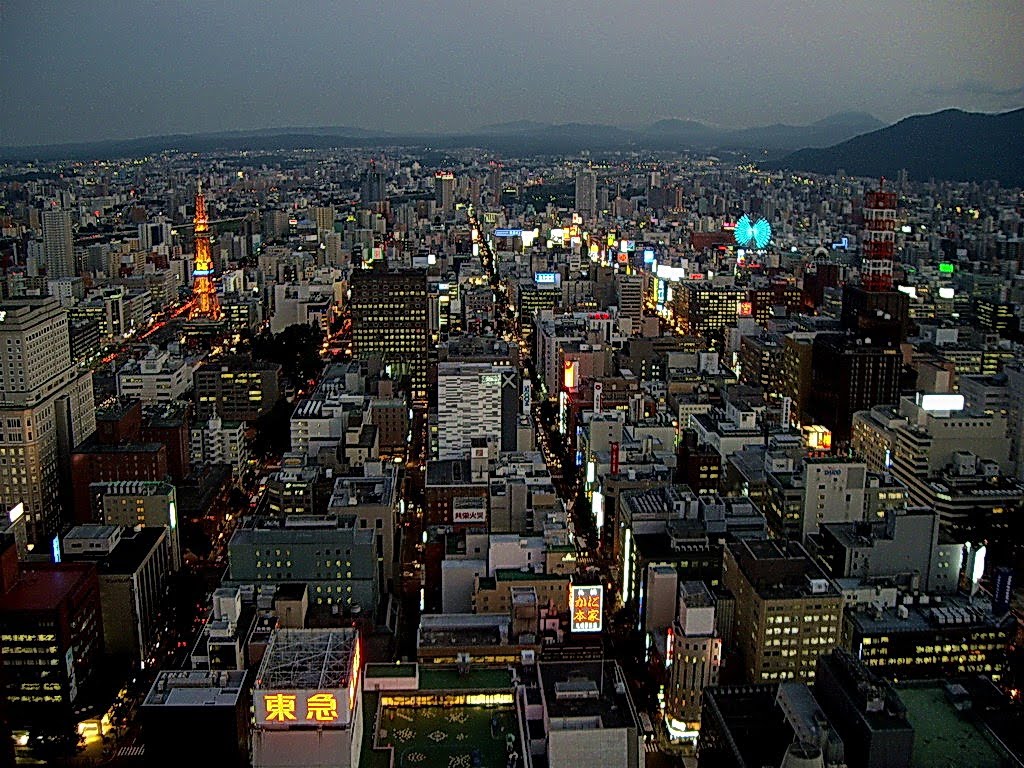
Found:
[259,690,346,725]
[571,585,603,633]
[494,228,522,238]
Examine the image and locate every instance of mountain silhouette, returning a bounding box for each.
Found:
[770,108,1024,185]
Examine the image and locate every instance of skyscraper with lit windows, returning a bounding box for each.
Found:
[350,269,429,401]
[0,298,95,549]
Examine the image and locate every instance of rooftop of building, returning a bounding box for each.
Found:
[426,458,485,486]
[96,397,141,421]
[63,526,167,574]
[418,613,511,649]
[197,354,282,373]
[819,507,940,550]
[74,438,166,455]
[702,684,793,767]
[896,682,1007,768]
[680,580,715,608]
[360,681,522,768]
[816,649,912,732]
[90,479,176,496]
[229,514,363,543]
[142,669,248,708]
[292,394,367,419]
[419,666,515,691]
[141,400,190,427]
[726,539,839,600]
[845,592,1014,636]
[492,568,570,583]
[328,470,397,508]
[539,660,637,730]
[0,561,96,612]
[691,410,762,436]
[255,628,359,691]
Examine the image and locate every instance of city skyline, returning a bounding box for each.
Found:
[1,0,1023,146]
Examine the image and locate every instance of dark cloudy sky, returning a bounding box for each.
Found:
[2,0,1022,146]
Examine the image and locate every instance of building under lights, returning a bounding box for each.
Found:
[252,628,363,768]
[842,592,1014,682]
[722,539,843,684]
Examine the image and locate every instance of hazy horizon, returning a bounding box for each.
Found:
[2,0,1022,147]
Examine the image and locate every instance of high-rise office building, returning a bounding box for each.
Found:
[488,161,502,206]
[434,171,455,216]
[41,207,74,279]
[806,334,902,443]
[360,166,386,204]
[615,274,644,334]
[436,362,519,459]
[312,205,335,234]
[575,168,597,218]
[350,269,429,401]
[0,299,96,548]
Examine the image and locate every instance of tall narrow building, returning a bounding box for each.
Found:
[0,299,96,549]
[434,172,455,216]
[188,185,221,321]
[841,183,909,344]
[361,165,387,204]
[575,168,597,218]
[41,207,74,279]
[489,161,502,206]
[350,269,429,401]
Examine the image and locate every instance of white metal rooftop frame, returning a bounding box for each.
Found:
[256,628,358,691]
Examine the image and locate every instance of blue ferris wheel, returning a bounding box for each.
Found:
[735,214,771,249]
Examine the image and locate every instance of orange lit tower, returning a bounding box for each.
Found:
[189,184,221,320]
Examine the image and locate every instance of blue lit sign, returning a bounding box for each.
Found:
[643,248,655,264]
[831,237,850,250]
[494,228,522,238]
[735,215,771,249]
[576,450,584,467]
[52,535,61,563]
[535,272,558,284]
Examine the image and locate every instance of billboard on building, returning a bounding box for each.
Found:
[570,585,603,633]
[563,360,578,391]
[452,507,486,525]
[256,689,350,727]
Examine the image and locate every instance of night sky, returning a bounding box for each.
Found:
[2,0,1022,145]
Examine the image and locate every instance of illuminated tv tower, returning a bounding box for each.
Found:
[189,183,221,320]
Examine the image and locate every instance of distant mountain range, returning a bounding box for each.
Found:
[770,108,1024,186]
[5,109,1021,186]
[0,112,885,162]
